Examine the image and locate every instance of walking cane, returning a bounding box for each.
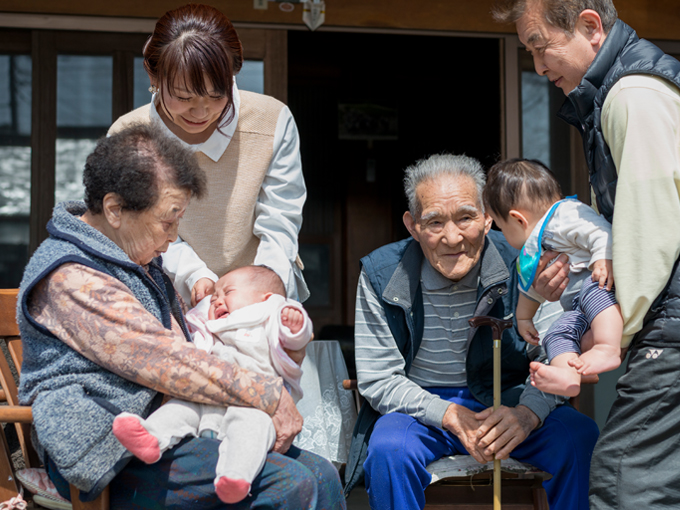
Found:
[468,316,513,510]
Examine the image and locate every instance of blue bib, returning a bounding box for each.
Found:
[517,197,576,292]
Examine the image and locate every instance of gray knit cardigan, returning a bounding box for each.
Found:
[17,201,187,499]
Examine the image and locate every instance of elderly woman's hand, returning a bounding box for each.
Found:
[271,388,303,453]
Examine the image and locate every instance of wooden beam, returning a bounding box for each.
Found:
[30,30,57,254]
[501,34,521,160]
[264,30,287,103]
[1,1,680,40]
[113,50,135,120]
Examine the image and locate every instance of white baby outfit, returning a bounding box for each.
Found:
[125,294,311,488]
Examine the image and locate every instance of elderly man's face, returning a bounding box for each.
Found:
[516,2,603,95]
[403,174,492,282]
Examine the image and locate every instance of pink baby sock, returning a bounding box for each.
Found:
[112,412,162,464]
[215,476,251,504]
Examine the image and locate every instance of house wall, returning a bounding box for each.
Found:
[1,0,680,40]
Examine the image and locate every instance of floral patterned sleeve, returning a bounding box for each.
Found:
[28,263,282,416]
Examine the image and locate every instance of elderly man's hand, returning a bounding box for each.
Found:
[271,388,303,453]
[442,403,490,463]
[474,405,539,460]
[532,251,570,302]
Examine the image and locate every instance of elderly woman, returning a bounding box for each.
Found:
[16,124,344,509]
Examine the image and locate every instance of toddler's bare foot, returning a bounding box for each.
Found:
[568,357,585,371]
[568,346,621,376]
[529,361,581,397]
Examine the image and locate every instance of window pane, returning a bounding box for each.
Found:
[56,56,113,205]
[236,61,264,94]
[521,71,551,167]
[133,56,152,110]
[0,54,31,287]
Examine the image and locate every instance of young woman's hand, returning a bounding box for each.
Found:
[191,278,215,307]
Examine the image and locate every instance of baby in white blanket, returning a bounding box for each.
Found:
[112,265,312,504]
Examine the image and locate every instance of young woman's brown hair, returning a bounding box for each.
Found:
[143,4,243,127]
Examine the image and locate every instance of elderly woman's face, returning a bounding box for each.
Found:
[118,185,190,266]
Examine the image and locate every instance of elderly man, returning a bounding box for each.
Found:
[344,154,598,510]
[494,0,680,507]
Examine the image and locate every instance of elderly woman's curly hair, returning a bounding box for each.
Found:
[83,123,206,214]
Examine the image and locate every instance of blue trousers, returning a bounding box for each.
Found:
[364,388,598,510]
[48,438,346,509]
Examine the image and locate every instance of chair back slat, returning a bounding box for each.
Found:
[0,344,19,407]
[0,289,40,468]
[0,290,19,338]
[7,338,23,377]
[0,425,21,501]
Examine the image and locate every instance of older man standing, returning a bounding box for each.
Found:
[494,0,680,507]
[344,154,598,510]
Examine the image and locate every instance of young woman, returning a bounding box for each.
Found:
[109,3,308,306]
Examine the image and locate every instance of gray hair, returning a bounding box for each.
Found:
[492,0,618,34]
[404,154,486,218]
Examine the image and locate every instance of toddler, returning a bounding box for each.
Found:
[112,265,312,504]
[482,159,623,397]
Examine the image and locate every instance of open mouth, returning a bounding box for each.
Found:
[215,308,229,320]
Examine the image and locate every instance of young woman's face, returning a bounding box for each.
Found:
[157,74,228,140]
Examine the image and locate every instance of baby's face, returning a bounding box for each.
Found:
[209,270,267,320]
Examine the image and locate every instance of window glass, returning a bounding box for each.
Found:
[55,55,113,205]
[0,55,31,287]
[236,60,264,94]
[519,51,572,194]
[521,71,551,167]
[133,56,152,110]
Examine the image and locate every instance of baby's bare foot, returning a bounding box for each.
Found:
[568,357,585,371]
[573,346,621,376]
[529,362,581,397]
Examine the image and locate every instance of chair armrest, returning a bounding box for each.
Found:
[0,406,33,424]
[342,379,357,391]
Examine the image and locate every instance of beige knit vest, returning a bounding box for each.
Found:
[108,91,284,277]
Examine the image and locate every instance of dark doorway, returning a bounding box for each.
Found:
[289,30,502,331]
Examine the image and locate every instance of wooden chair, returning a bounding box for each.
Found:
[0,289,109,509]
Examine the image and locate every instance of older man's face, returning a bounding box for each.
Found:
[403,174,492,282]
[516,2,602,95]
